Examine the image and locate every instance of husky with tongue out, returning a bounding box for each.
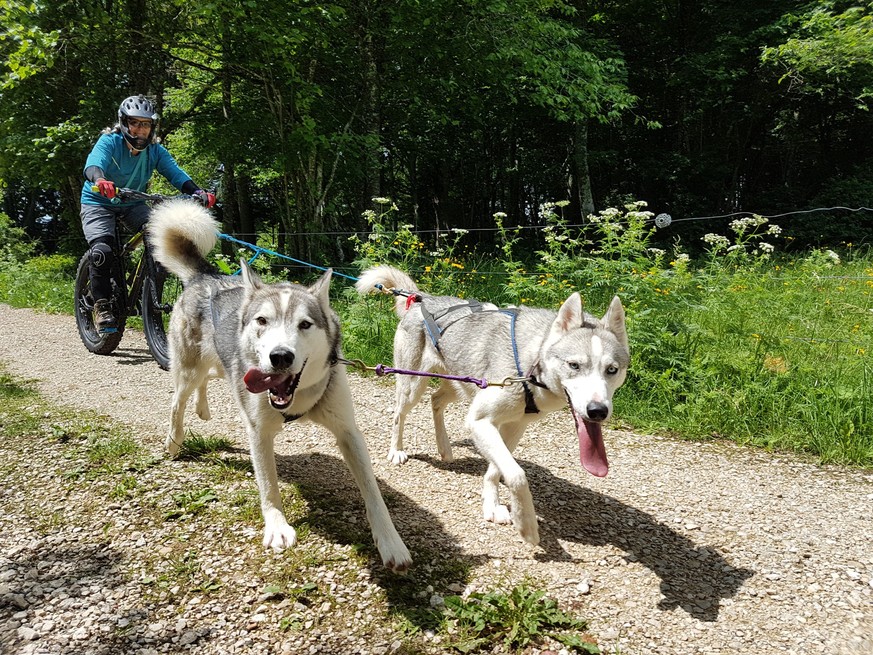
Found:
[147,201,411,572]
[357,266,629,547]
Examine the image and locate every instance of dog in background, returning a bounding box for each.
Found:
[357,265,629,546]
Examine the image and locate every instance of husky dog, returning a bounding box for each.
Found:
[356,266,629,546]
[147,202,411,572]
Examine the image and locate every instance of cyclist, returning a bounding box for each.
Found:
[79,94,216,332]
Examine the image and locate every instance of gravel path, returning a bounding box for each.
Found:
[0,303,871,655]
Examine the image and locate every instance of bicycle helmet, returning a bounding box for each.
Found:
[117,94,159,151]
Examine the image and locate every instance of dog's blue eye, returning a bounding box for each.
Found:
[299,320,312,330]
[568,361,580,370]
[606,365,618,375]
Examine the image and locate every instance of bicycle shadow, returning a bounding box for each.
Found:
[110,346,157,366]
[415,452,753,622]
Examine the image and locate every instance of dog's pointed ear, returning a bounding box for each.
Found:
[553,292,584,334]
[240,258,263,290]
[309,268,333,312]
[602,295,628,349]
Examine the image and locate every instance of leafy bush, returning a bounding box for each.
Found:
[0,216,76,312]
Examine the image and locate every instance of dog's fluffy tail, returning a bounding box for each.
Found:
[355,265,419,317]
[147,199,220,283]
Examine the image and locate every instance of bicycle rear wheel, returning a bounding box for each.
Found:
[74,251,126,355]
[141,255,182,370]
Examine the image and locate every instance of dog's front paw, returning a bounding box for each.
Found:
[377,536,412,574]
[165,435,182,458]
[483,502,512,525]
[513,512,540,546]
[387,448,409,465]
[263,519,297,551]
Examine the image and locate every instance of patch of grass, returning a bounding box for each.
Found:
[0,252,76,313]
[339,202,873,467]
[164,488,219,521]
[35,510,66,535]
[225,488,262,523]
[177,433,235,459]
[440,583,600,653]
[0,371,39,400]
[110,473,139,499]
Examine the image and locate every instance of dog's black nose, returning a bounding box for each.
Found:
[586,401,609,422]
[269,347,295,369]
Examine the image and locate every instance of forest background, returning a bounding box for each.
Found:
[1,0,871,257]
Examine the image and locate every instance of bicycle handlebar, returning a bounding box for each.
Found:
[90,186,193,202]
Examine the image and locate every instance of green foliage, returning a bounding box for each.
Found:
[761,1,873,105]
[441,584,599,653]
[0,250,75,313]
[0,212,36,264]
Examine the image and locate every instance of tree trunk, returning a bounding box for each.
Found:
[572,120,595,219]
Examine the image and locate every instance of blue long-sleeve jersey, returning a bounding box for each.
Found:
[80,132,193,206]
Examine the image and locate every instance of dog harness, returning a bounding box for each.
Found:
[416,298,543,413]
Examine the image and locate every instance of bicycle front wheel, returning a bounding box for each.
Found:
[74,251,126,355]
[141,256,182,370]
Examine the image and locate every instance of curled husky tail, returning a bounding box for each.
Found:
[146,199,220,283]
[355,265,420,317]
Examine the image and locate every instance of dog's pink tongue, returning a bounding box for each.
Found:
[577,417,609,477]
[243,368,282,394]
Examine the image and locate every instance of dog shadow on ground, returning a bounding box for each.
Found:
[273,451,488,626]
[415,451,753,623]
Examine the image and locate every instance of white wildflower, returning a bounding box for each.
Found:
[702,233,730,248]
[648,248,666,257]
[767,224,783,235]
[676,253,690,263]
[825,250,841,264]
[372,197,391,205]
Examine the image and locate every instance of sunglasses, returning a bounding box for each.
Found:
[127,118,153,129]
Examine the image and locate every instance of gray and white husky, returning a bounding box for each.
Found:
[147,202,411,572]
[356,265,629,546]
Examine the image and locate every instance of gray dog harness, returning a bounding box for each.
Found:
[417,299,541,413]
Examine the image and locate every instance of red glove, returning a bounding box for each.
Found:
[193,190,216,208]
[95,179,116,199]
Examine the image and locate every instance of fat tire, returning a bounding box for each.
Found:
[141,256,180,370]
[74,251,126,355]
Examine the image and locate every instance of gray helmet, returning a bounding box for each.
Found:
[118,94,159,150]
